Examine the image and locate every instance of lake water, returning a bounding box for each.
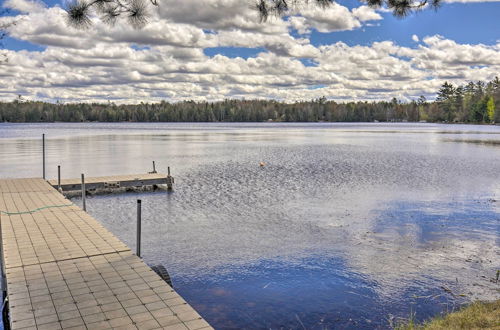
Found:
[0,122,499,329]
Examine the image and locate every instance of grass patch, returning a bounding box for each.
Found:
[395,300,500,330]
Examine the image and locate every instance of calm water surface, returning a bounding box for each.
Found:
[1,123,499,329]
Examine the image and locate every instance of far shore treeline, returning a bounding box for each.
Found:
[1,78,499,123]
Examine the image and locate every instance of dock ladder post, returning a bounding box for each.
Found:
[137,199,142,258]
[57,165,61,192]
[166,167,173,190]
[42,134,46,180]
[81,173,86,211]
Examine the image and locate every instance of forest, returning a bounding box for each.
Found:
[1,78,498,123]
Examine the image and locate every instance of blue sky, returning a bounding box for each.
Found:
[3,1,500,53]
[312,2,500,47]
[0,0,499,102]
[202,1,500,60]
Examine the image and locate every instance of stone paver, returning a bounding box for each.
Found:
[0,178,213,330]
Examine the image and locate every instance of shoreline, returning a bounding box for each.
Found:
[396,300,500,329]
[1,120,498,125]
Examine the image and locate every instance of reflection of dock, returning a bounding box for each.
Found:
[47,173,174,192]
[0,178,211,330]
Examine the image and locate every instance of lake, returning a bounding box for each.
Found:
[0,122,499,329]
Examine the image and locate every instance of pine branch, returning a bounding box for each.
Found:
[66,0,157,29]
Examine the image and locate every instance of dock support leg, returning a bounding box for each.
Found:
[42,134,46,180]
[137,199,142,258]
[57,165,61,192]
[166,167,173,190]
[153,161,156,174]
[81,173,86,211]
[0,205,9,330]
[1,292,8,330]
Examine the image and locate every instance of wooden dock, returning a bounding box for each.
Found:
[0,178,210,330]
[47,173,174,192]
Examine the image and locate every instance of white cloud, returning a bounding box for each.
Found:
[352,6,383,22]
[288,16,311,35]
[157,0,289,34]
[412,34,419,42]
[0,1,499,103]
[3,0,46,13]
[291,3,362,33]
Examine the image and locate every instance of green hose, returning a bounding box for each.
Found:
[0,204,74,216]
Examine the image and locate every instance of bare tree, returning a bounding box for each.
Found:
[66,0,441,29]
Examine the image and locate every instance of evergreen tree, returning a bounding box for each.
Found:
[486,96,495,123]
[436,82,456,122]
[1,77,499,124]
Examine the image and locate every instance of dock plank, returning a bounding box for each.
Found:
[0,178,211,330]
[47,173,170,192]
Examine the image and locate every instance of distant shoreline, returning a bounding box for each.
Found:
[1,120,498,125]
[2,77,499,125]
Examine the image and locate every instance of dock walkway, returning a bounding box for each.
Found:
[0,178,210,330]
[47,173,173,192]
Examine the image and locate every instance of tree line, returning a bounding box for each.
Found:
[1,78,498,123]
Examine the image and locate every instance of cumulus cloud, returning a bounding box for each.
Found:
[158,0,289,34]
[3,0,45,13]
[288,16,311,35]
[158,0,381,35]
[0,0,498,103]
[352,6,383,22]
[412,34,419,42]
[416,35,500,67]
[290,3,362,33]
